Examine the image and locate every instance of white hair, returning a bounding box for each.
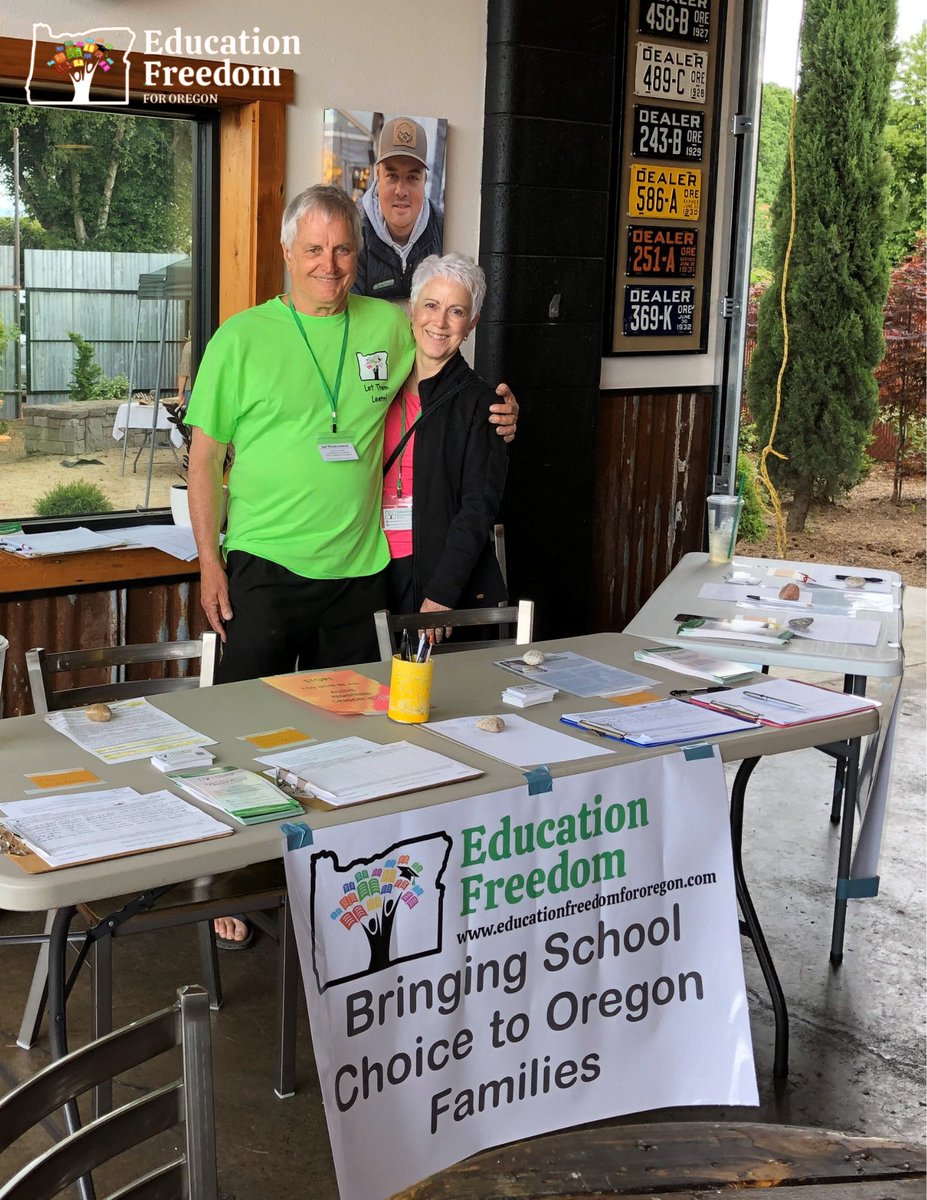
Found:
[410,253,487,320]
[280,185,362,252]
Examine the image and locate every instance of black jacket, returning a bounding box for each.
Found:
[400,352,508,610]
[353,206,444,301]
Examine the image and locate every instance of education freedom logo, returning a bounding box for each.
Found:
[309,833,453,992]
[28,24,135,106]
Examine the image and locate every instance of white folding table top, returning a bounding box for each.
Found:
[623,554,904,678]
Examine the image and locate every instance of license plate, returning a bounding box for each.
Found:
[623,285,696,336]
[632,104,704,161]
[639,0,712,43]
[634,41,708,103]
[626,226,699,277]
[628,164,701,221]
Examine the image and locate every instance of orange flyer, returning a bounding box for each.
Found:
[261,669,390,715]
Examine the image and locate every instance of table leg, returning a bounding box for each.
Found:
[48,905,97,1200]
[830,675,868,964]
[730,756,790,1078]
[829,673,855,824]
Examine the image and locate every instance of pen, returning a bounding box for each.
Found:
[415,633,427,663]
[742,690,807,712]
[669,686,727,696]
[400,630,411,662]
[835,574,883,583]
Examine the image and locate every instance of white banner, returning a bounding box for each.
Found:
[285,748,757,1200]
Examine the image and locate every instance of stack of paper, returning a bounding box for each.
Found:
[255,737,482,808]
[0,527,127,558]
[171,766,303,824]
[46,698,216,765]
[501,682,559,707]
[687,678,881,727]
[494,652,656,697]
[0,787,231,869]
[633,644,755,685]
[675,613,794,646]
[560,700,755,747]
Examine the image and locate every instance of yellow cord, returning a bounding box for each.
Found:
[757,7,804,557]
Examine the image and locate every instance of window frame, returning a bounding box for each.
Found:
[0,35,290,550]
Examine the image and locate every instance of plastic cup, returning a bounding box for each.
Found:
[387,654,434,723]
[0,634,7,718]
[706,495,744,564]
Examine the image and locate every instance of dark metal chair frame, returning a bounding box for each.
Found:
[373,599,535,663]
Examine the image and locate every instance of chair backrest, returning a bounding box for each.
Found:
[0,985,218,1200]
[374,600,534,663]
[26,632,218,715]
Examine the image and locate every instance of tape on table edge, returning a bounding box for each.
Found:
[683,743,715,762]
[523,766,553,795]
[837,875,879,899]
[282,821,314,851]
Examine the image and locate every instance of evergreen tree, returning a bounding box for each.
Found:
[747,0,898,531]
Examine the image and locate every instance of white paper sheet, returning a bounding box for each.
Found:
[258,737,482,807]
[494,652,657,697]
[0,527,126,558]
[118,524,200,561]
[785,613,881,646]
[692,678,880,727]
[424,713,613,767]
[46,698,216,764]
[700,582,813,607]
[0,787,230,868]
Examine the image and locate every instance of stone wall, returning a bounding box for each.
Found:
[24,402,154,456]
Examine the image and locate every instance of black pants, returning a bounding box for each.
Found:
[216,550,388,684]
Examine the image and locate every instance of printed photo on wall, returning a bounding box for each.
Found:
[323,109,448,302]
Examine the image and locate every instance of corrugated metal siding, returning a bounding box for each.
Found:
[1,576,203,717]
[590,389,713,633]
[24,250,186,399]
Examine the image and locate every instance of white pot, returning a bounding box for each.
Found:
[170,484,228,529]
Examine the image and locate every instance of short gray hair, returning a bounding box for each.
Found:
[280,185,362,252]
[410,253,487,320]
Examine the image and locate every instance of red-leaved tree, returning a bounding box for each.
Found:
[875,235,926,504]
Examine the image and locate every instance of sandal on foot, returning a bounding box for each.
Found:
[215,914,255,951]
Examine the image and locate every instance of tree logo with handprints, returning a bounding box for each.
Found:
[331,854,424,973]
[28,25,135,107]
[309,833,452,992]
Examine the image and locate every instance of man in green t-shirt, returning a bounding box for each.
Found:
[185,184,516,684]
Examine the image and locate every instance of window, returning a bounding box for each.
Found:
[0,101,211,521]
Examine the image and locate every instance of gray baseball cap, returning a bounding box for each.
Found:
[376,117,428,168]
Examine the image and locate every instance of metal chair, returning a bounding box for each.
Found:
[373,599,535,663]
[0,984,218,1200]
[17,634,297,1103]
[26,634,219,714]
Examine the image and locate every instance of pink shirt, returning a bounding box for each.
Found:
[382,388,421,559]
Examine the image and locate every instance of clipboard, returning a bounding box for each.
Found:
[0,824,233,874]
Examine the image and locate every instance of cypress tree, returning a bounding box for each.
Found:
[747,0,898,531]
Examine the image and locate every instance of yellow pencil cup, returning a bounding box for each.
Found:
[388,655,434,723]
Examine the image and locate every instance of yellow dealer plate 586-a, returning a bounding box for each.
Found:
[628,164,701,222]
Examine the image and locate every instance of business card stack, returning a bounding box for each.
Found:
[501,682,559,708]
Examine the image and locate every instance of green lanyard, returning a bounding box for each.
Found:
[286,294,350,433]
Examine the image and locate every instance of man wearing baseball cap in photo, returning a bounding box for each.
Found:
[354,116,444,303]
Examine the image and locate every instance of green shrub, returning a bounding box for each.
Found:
[67,332,129,403]
[34,481,114,517]
[737,451,767,543]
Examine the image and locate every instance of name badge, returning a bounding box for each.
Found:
[317,435,359,462]
[382,498,413,530]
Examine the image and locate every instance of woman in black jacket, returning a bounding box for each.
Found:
[381,253,508,625]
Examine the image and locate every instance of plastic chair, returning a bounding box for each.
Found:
[0,984,218,1200]
[16,634,297,1104]
[373,599,535,663]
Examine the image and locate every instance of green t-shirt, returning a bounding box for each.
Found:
[186,295,414,579]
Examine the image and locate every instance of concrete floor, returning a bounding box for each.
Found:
[0,589,924,1198]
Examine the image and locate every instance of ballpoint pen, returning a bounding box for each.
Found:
[742,690,807,712]
[669,686,727,696]
[835,574,884,583]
